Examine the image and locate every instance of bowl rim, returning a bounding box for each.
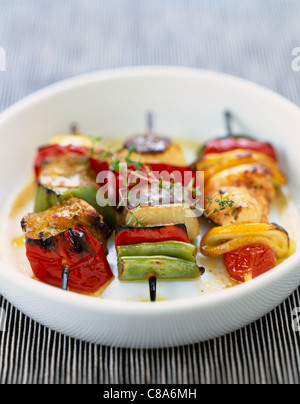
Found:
[0,65,300,316]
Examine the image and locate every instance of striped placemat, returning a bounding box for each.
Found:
[0,0,300,384]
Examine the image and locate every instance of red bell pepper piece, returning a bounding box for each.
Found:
[25,224,113,293]
[147,162,196,177]
[34,144,90,177]
[89,156,110,174]
[203,137,278,161]
[89,159,198,185]
[224,244,277,283]
[115,224,190,247]
[146,163,199,187]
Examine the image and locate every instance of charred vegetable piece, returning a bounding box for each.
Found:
[200,223,290,282]
[34,143,90,178]
[115,224,190,247]
[25,224,113,293]
[22,197,111,253]
[36,149,94,191]
[223,244,277,283]
[200,223,290,259]
[118,256,202,280]
[122,204,200,240]
[117,241,197,262]
[21,198,113,293]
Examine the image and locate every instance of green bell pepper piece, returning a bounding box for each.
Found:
[34,182,117,230]
[117,241,196,262]
[118,255,201,280]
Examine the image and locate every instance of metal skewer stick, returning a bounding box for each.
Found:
[198,266,205,276]
[148,272,157,302]
[146,111,154,133]
[224,110,233,136]
[70,123,80,135]
[61,261,70,291]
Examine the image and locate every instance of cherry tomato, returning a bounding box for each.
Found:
[203,137,278,161]
[224,244,277,283]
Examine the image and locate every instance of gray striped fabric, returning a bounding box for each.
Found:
[1,0,300,384]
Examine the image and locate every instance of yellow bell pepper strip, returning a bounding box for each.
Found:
[200,223,290,259]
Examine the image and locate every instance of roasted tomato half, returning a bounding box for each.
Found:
[224,244,277,283]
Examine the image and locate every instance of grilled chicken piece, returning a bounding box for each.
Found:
[205,162,276,203]
[205,187,269,226]
[21,197,111,252]
[193,148,287,186]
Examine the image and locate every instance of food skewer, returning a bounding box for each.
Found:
[146,111,154,133]
[33,133,117,231]
[114,113,205,301]
[21,197,113,294]
[148,272,157,302]
[115,223,204,302]
[21,127,116,294]
[120,112,187,166]
[194,111,290,282]
[22,109,290,297]
[224,110,233,136]
[21,109,292,297]
[61,261,70,291]
[19,113,204,301]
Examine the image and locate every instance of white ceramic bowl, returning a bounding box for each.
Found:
[0,67,299,348]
